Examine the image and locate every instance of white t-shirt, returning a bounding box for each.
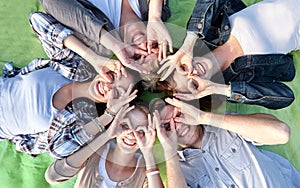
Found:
[87,0,142,28]
[229,0,300,54]
[0,68,72,138]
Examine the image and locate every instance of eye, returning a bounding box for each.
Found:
[137,129,145,136]
[175,111,182,117]
[108,72,115,81]
[163,123,171,131]
[191,79,199,89]
[121,123,130,130]
[133,54,141,60]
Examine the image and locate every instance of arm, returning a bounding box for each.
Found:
[173,74,231,101]
[63,34,124,82]
[153,111,188,188]
[166,98,290,145]
[131,114,164,188]
[147,0,173,60]
[45,105,134,184]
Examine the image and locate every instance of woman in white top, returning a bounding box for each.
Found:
[45,102,164,188]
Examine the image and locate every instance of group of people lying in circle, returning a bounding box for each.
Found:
[1,0,300,187]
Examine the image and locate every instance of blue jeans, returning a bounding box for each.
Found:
[223,54,295,109]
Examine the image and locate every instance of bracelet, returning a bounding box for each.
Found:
[92,118,105,133]
[146,167,159,174]
[146,171,160,177]
[105,108,117,117]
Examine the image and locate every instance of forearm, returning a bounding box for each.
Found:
[148,0,163,21]
[203,112,290,145]
[65,131,111,168]
[82,113,114,136]
[45,131,111,184]
[63,34,110,68]
[144,152,164,188]
[165,155,187,188]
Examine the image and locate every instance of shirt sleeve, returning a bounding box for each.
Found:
[45,157,84,184]
[48,109,94,159]
[48,121,93,159]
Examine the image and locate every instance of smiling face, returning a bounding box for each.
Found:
[159,105,202,149]
[116,106,149,153]
[166,70,199,93]
[88,70,135,103]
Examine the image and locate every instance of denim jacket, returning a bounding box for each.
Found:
[187,0,246,49]
[187,0,295,109]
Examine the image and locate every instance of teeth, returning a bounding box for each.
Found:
[123,138,136,146]
[97,82,104,95]
[197,63,206,75]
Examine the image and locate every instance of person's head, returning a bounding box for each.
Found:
[122,20,161,76]
[151,99,202,149]
[115,101,150,154]
[88,68,143,103]
[123,21,147,51]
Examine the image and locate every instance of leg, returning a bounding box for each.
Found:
[29,12,79,61]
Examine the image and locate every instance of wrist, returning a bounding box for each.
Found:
[148,0,163,21]
[92,118,106,133]
[105,108,117,118]
[145,167,160,178]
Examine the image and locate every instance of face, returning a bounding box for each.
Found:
[123,21,147,51]
[88,70,135,103]
[167,70,199,93]
[116,107,148,153]
[159,105,200,148]
[123,21,160,73]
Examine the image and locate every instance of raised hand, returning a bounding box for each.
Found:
[157,33,197,81]
[106,84,137,115]
[153,110,178,159]
[105,104,134,138]
[131,114,156,156]
[165,98,204,126]
[174,75,230,100]
[147,20,173,61]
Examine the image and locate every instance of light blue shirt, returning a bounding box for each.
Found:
[179,126,300,188]
[0,67,72,138]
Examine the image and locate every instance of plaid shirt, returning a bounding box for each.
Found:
[8,12,99,158]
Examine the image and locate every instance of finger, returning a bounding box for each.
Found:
[173,93,193,101]
[120,66,127,78]
[147,40,153,54]
[160,57,170,65]
[123,84,133,97]
[157,60,171,74]
[159,67,174,81]
[135,48,148,57]
[168,40,173,53]
[158,45,162,61]
[169,118,176,132]
[162,42,168,60]
[165,98,182,109]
